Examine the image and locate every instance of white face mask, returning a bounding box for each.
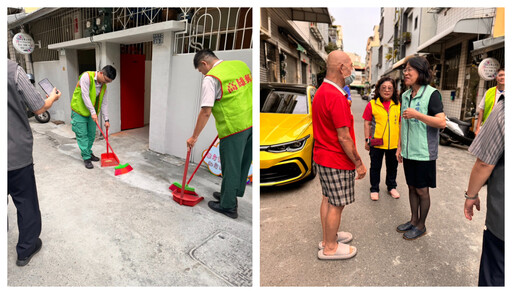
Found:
[344,69,356,85]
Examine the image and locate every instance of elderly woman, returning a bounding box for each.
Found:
[396,56,446,240]
[362,77,401,201]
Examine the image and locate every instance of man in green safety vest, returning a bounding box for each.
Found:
[187,49,252,219]
[475,68,504,136]
[70,65,116,169]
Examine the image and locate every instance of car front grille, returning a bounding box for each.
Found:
[260,162,302,183]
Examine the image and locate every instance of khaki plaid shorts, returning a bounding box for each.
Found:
[317,163,355,207]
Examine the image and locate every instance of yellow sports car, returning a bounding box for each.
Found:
[260,83,316,186]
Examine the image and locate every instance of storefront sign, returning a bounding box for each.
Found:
[478,58,500,81]
[12,32,35,54]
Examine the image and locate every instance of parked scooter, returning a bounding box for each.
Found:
[26,73,51,123]
[440,116,475,146]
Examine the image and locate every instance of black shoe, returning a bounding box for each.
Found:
[396,221,414,233]
[212,192,238,208]
[84,159,94,169]
[208,201,238,219]
[90,153,100,162]
[16,238,42,266]
[403,226,427,240]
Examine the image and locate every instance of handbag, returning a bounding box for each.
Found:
[369,119,387,147]
[370,137,384,146]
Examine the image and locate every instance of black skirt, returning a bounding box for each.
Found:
[403,158,436,188]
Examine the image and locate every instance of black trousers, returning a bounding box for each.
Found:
[369,147,398,192]
[478,229,504,286]
[8,164,42,259]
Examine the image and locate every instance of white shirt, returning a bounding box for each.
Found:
[478,88,504,110]
[200,60,223,108]
[323,79,348,96]
[79,71,109,120]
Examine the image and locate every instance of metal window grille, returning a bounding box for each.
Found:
[10,8,185,63]
[174,7,253,54]
[442,44,461,90]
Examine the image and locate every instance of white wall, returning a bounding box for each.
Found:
[98,42,121,134]
[405,8,421,55]
[149,31,174,154]
[419,8,437,46]
[371,47,379,86]
[154,49,253,163]
[144,60,152,125]
[33,60,70,122]
[378,7,396,78]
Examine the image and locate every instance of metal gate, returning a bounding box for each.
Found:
[174,8,252,54]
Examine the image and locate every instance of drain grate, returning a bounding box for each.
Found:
[190,231,252,286]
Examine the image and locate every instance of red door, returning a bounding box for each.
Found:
[120,54,145,130]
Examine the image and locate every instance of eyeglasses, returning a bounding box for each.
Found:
[403,68,415,74]
[380,86,393,91]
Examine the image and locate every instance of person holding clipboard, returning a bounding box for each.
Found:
[70,65,116,169]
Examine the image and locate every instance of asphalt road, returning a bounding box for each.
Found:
[8,121,252,286]
[260,92,486,286]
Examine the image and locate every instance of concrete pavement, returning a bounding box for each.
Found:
[260,93,486,286]
[8,120,252,286]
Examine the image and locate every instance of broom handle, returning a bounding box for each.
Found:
[186,135,218,185]
[180,148,191,205]
[95,121,116,155]
[106,127,110,155]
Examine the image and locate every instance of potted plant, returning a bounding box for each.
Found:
[402,32,411,44]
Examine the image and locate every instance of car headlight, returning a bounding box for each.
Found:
[260,135,311,153]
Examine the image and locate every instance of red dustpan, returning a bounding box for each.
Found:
[169,135,218,195]
[101,127,120,167]
[172,148,204,206]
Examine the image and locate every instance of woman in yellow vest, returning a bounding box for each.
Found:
[475,68,504,136]
[362,77,401,201]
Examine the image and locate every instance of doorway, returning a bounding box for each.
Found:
[77,49,96,74]
[120,53,145,130]
[461,65,479,120]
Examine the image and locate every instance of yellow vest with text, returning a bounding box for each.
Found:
[206,60,253,139]
[370,98,401,149]
[70,72,107,117]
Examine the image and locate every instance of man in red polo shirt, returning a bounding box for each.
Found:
[313,50,367,260]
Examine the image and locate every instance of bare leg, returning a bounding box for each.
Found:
[320,196,329,248]
[323,203,344,255]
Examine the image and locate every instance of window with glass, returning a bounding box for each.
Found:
[261,91,308,114]
[442,44,461,90]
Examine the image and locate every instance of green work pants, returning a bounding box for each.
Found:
[71,111,97,161]
[219,127,252,210]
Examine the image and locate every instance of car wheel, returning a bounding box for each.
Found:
[305,157,317,181]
